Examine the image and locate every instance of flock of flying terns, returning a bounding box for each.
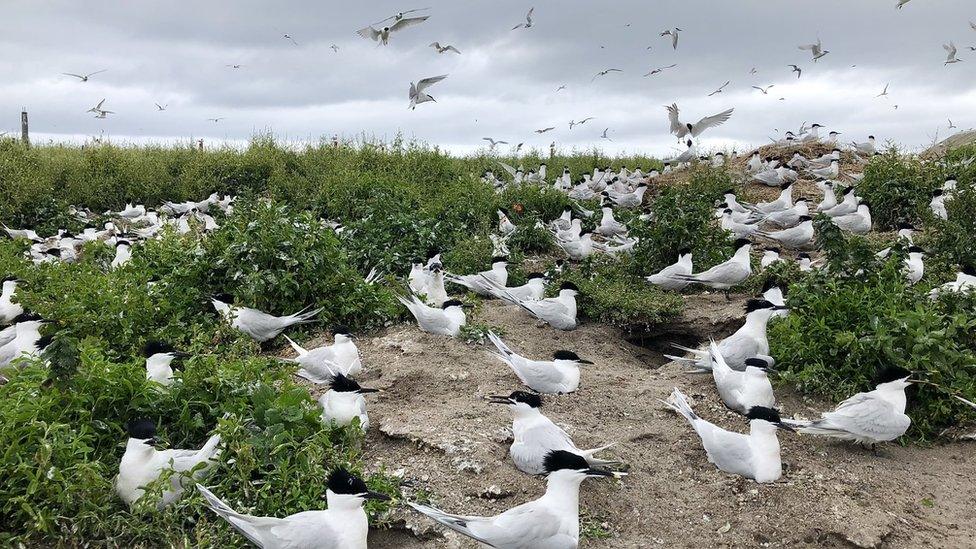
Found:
[4,5,964,548]
[56,5,975,148]
[2,104,974,547]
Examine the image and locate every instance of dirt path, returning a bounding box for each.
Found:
[292,296,975,549]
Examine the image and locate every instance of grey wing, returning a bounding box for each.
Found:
[497,161,518,177]
[417,74,448,92]
[390,15,430,33]
[692,260,736,282]
[356,26,380,41]
[823,394,908,439]
[269,511,344,548]
[477,503,564,546]
[445,45,461,54]
[698,424,753,469]
[409,81,417,99]
[414,306,452,333]
[691,108,734,136]
[523,421,577,453]
[523,298,569,319]
[666,104,683,135]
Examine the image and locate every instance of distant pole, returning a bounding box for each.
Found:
[21,108,29,146]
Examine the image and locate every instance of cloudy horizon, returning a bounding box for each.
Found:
[3,0,975,158]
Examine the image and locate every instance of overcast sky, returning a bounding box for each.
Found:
[3,0,975,157]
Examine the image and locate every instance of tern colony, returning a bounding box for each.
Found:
[7,6,971,549]
[4,103,971,547]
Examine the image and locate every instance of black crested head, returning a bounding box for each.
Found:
[868,135,875,139]
[798,216,813,222]
[898,222,915,230]
[842,186,856,195]
[859,201,871,208]
[441,299,464,309]
[559,281,579,292]
[2,275,19,283]
[780,182,791,190]
[678,247,692,256]
[330,373,362,393]
[908,246,925,254]
[36,335,54,350]
[766,247,781,254]
[874,365,912,385]
[12,312,41,323]
[526,272,546,280]
[142,341,175,357]
[745,357,773,369]
[332,324,351,336]
[946,174,956,180]
[746,406,783,423]
[733,238,751,249]
[126,418,156,439]
[723,189,735,195]
[553,350,583,361]
[508,390,542,407]
[212,293,234,303]
[798,252,810,259]
[961,264,976,276]
[328,467,369,495]
[116,240,131,248]
[760,278,781,293]
[745,299,775,313]
[932,189,944,197]
[490,256,508,265]
[498,207,510,216]
[543,449,590,473]
[723,208,733,214]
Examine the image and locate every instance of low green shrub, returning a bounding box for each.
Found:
[768,260,976,441]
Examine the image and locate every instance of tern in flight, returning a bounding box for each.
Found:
[63,70,107,82]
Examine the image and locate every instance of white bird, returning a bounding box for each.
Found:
[2,224,43,242]
[929,265,976,299]
[596,207,628,237]
[603,184,648,209]
[944,42,962,65]
[429,41,460,54]
[283,328,362,384]
[155,103,168,111]
[851,135,877,155]
[484,272,547,305]
[809,159,840,180]
[671,240,752,291]
[666,140,698,165]
[487,331,587,394]
[896,0,912,8]
[111,240,132,269]
[591,68,622,81]
[660,27,682,50]
[706,340,776,415]
[63,69,107,82]
[445,257,509,296]
[557,232,596,261]
[357,15,429,45]
[512,7,535,30]
[483,137,509,149]
[761,248,781,269]
[408,74,448,110]
[816,181,838,211]
[875,83,890,98]
[0,277,24,325]
[646,249,693,291]
[799,38,829,61]
[762,199,809,228]
[788,367,913,446]
[904,246,925,285]
[757,217,815,249]
[831,203,873,235]
[143,341,189,386]
[397,295,466,336]
[318,373,379,432]
[754,184,794,214]
[930,190,948,220]
[489,391,617,474]
[708,80,731,97]
[496,281,579,330]
[198,468,390,549]
[662,388,789,483]
[408,450,616,548]
[823,186,860,217]
[667,104,734,139]
[115,419,221,509]
[752,85,775,95]
[721,210,762,239]
[210,294,322,343]
[0,320,50,367]
[497,209,517,236]
[666,299,785,371]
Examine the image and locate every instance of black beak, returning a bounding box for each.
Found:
[171,351,191,358]
[488,395,513,405]
[773,306,789,311]
[364,491,392,501]
[358,388,380,394]
[776,423,796,433]
[585,468,614,477]
[577,359,594,365]
[461,304,474,309]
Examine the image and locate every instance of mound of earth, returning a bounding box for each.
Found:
[285,297,976,549]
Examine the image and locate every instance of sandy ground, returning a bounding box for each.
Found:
[287,295,976,549]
